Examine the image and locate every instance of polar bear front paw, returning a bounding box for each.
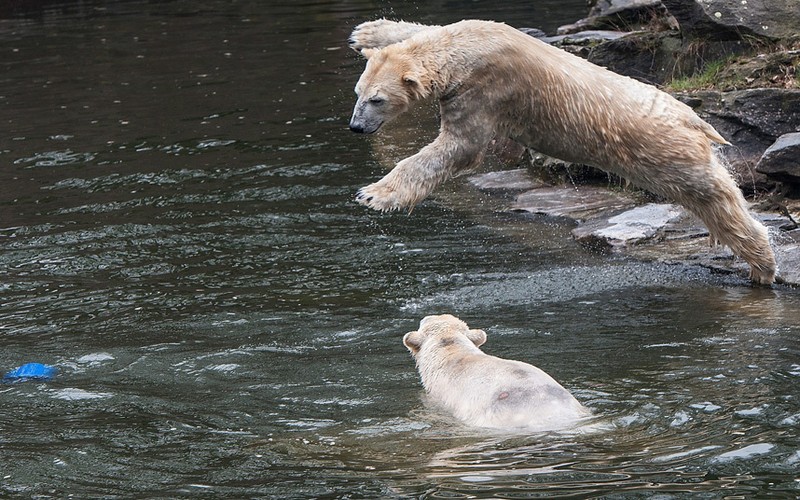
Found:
[349,19,432,52]
[356,183,414,212]
[348,20,394,52]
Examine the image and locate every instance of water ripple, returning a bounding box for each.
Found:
[14,150,95,168]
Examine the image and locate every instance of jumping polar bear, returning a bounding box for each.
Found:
[347,19,777,285]
[403,314,591,431]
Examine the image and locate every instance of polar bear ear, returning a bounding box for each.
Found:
[402,73,427,100]
[403,331,423,354]
[466,329,487,347]
[360,47,379,60]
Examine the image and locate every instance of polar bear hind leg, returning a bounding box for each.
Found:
[680,156,776,284]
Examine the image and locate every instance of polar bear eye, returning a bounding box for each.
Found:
[368,96,386,105]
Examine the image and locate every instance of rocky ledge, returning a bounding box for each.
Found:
[469,169,799,286]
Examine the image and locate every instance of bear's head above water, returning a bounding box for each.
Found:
[403,314,487,357]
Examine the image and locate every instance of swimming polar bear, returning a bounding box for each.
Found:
[403,314,591,431]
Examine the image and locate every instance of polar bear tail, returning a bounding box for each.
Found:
[691,115,730,145]
[349,19,440,53]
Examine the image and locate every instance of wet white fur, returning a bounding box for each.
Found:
[349,19,776,284]
[403,314,590,431]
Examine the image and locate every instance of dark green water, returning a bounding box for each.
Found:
[1,1,799,498]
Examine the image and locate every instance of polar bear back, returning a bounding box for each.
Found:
[431,352,590,430]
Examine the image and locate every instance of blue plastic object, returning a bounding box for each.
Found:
[3,363,57,382]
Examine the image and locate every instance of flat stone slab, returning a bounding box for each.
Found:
[512,186,637,220]
[572,203,683,247]
[468,169,542,191]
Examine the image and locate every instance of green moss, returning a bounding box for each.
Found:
[666,57,733,91]
[666,40,800,92]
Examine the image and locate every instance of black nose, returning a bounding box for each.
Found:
[349,123,365,133]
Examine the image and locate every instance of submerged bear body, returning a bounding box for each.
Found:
[403,314,590,431]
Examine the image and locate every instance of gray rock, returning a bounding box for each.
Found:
[589,0,662,18]
[775,230,800,285]
[678,89,800,179]
[511,186,637,220]
[559,0,675,35]
[683,89,800,141]
[539,30,629,46]
[755,133,800,183]
[469,169,542,192]
[518,27,548,39]
[519,27,632,64]
[661,0,800,42]
[572,203,683,247]
[586,31,684,84]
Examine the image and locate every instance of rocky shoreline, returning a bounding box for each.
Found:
[476,0,799,286]
[467,169,799,286]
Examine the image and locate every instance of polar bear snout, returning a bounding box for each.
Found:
[349,103,383,134]
[348,118,380,134]
[348,121,366,133]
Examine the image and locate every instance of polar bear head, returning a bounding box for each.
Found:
[403,314,487,358]
[349,46,430,134]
